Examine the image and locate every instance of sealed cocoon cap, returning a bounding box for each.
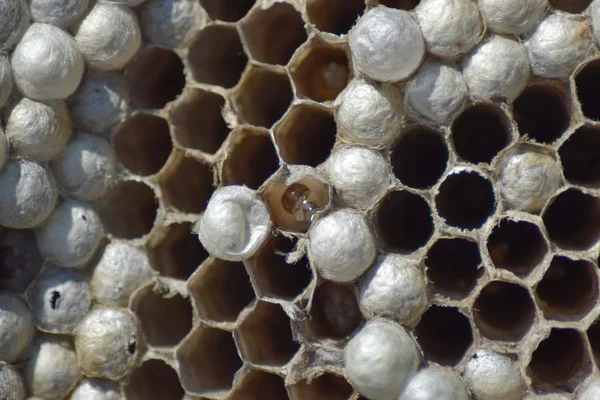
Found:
[344,320,420,400]
[349,7,424,82]
[198,185,271,261]
[399,366,469,400]
[308,208,376,282]
[11,23,85,100]
[463,350,524,400]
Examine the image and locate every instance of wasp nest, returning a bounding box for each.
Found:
[4,0,600,399]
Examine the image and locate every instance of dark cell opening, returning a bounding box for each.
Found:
[391,127,449,189]
[559,126,600,186]
[452,104,510,164]
[473,281,535,341]
[376,191,434,253]
[415,306,473,366]
[514,85,570,143]
[307,0,364,34]
[435,172,496,229]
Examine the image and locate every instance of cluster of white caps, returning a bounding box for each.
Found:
[0,0,156,397]
[196,1,600,399]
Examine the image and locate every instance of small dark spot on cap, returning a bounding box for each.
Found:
[50,290,61,309]
[127,341,136,355]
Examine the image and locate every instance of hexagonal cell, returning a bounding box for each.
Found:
[528,328,591,393]
[375,190,434,253]
[149,223,208,279]
[97,180,157,239]
[559,126,600,187]
[124,359,184,400]
[125,47,185,109]
[221,127,279,190]
[514,84,570,144]
[487,219,548,278]
[241,3,307,65]
[289,372,353,400]
[536,256,598,321]
[235,301,299,366]
[169,89,229,153]
[248,235,312,301]
[303,281,363,341]
[275,105,336,167]
[391,126,449,189]
[473,281,536,342]
[159,156,214,214]
[379,0,421,10]
[131,285,193,347]
[113,113,172,176]
[291,44,350,102]
[307,0,363,35]
[543,189,600,250]
[229,370,288,400]
[187,25,248,88]
[425,237,482,299]
[415,305,473,366]
[189,259,255,323]
[0,228,42,294]
[576,59,600,121]
[451,104,511,164]
[587,320,600,365]
[263,175,330,233]
[549,0,591,14]
[199,0,254,22]
[234,68,293,128]
[435,171,496,230]
[177,326,243,396]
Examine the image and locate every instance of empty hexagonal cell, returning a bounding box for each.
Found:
[543,189,600,250]
[473,281,536,342]
[587,320,600,365]
[291,44,350,102]
[235,301,299,366]
[177,326,243,396]
[189,259,254,323]
[229,370,288,400]
[415,305,473,366]
[425,238,482,299]
[289,372,354,400]
[131,285,193,347]
[113,113,172,176]
[375,190,434,253]
[307,0,363,35]
[159,156,214,214]
[248,235,312,301]
[150,223,208,279]
[514,84,570,144]
[234,68,293,128]
[0,228,42,294]
[391,126,449,189]
[435,171,496,230]
[169,89,229,153]
[303,281,363,341]
[188,25,248,88]
[528,328,591,393]
[379,0,421,10]
[241,3,307,65]
[97,180,158,239]
[221,127,279,190]
[487,219,548,277]
[536,256,598,321]
[125,47,185,109]
[199,0,254,22]
[576,59,600,120]
[124,359,184,400]
[549,0,591,14]
[275,105,336,167]
[559,126,600,187]
[451,104,511,164]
